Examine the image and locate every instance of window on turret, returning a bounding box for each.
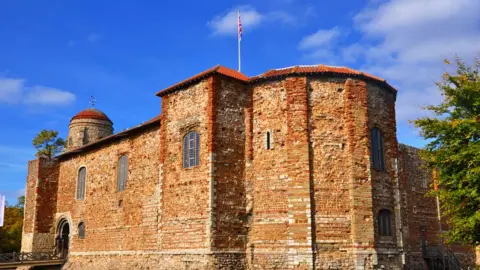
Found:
[117,155,128,191]
[76,167,86,200]
[378,209,393,236]
[183,131,200,168]
[78,222,85,239]
[370,128,385,171]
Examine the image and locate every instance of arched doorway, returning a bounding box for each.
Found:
[56,219,70,258]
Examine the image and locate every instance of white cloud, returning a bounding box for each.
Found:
[298,27,341,50]
[24,86,76,105]
[0,161,27,170]
[354,0,480,121]
[16,188,26,197]
[207,5,294,36]
[299,0,480,122]
[297,27,345,64]
[0,78,24,103]
[0,77,75,106]
[87,33,101,43]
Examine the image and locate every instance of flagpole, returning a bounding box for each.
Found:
[238,10,241,72]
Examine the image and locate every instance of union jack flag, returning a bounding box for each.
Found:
[238,11,242,42]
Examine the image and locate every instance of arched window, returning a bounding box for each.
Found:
[76,167,86,200]
[78,222,85,239]
[371,128,385,170]
[266,131,272,150]
[183,131,200,168]
[378,209,393,236]
[117,155,128,191]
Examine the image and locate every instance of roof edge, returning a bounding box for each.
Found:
[250,71,397,97]
[155,64,397,99]
[156,65,248,97]
[57,115,161,160]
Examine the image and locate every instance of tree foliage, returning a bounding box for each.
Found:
[414,57,480,246]
[32,129,65,159]
[0,197,24,253]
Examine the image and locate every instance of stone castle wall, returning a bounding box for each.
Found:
[211,75,249,253]
[367,83,402,268]
[67,118,113,150]
[22,158,59,253]
[159,78,211,252]
[55,125,160,254]
[247,78,291,268]
[22,72,478,269]
[398,144,477,269]
[308,77,354,269]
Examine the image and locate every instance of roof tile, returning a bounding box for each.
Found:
[157,64,396,97]
[156,65,248,97]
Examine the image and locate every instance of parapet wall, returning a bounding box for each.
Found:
[22,157,59,253]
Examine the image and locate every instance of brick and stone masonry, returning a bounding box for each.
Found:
[21,64,477,269]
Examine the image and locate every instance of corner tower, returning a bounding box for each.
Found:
[66,108,113,150]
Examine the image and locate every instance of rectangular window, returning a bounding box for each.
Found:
[183,131,200,168]
[77,167,86,200]
[117,155,128,191]
[371,128,385,171]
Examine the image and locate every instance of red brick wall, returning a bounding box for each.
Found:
[398,144,477,268]
[212,75,249,251]
[56,126,160,252]
[35,159,59,233]
[284,76,314,267]
[345,79,377,268]
[159,79,211,250]
[366,84,398,243]
[21,71,479,269]
[308,77,357,268]
[22,158,59,252]
[23,159,40,234]
[367,83,402,266]
[247,79,290,268]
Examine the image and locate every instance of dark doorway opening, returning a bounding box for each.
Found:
[56,219,70,258]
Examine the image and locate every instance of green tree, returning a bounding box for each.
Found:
[16,196,25,215]
[32,129,65,159]
[414,57,480,246]
[0,197,24,253]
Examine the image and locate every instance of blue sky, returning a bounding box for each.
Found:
[1,0,479,203]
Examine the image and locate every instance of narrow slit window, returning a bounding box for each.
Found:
[78,222,85,239]
[371,128,385,170]
[117,155,128,191]
[266,131,272,150]
[76,167,86,200]
[183,131,200,168]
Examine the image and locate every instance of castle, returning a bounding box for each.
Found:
[21,65,477,269]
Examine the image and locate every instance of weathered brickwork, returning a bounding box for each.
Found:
[66,118,113,150]
[367,83,402,269]
[211,75,249,253]
[21,65,477,269]
[248,80,290,267]
[344,79,376,269]
[159,79,211,251]
[57,126,160,253]
[308,77,352,269]
[398,144,477,269]
[22,158,59,253]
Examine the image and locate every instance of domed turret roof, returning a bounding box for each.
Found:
[71,108,112,123]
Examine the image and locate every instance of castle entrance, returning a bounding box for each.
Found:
[56,219,70,258]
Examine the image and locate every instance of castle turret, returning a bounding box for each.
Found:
[66,108,113,150]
